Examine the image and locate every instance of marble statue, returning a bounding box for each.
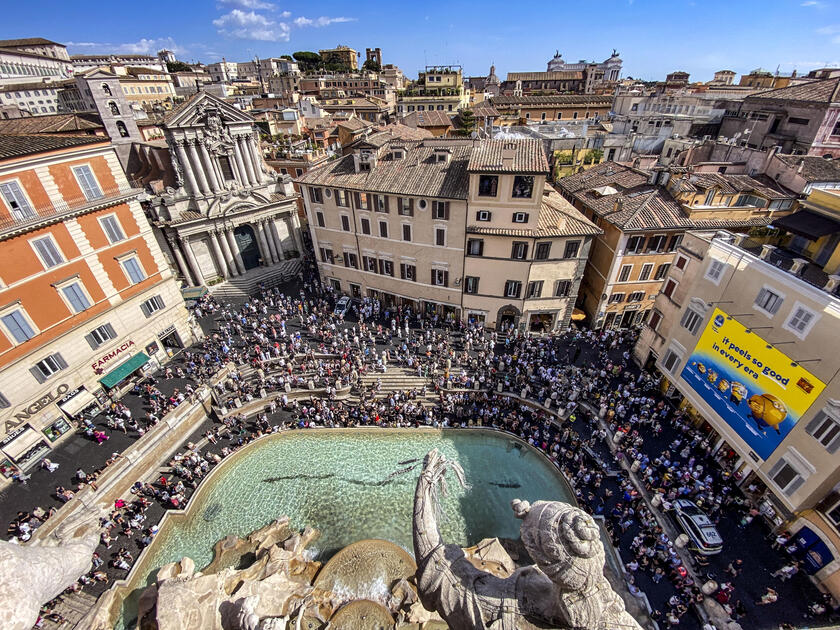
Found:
[0,506,102,630]
[413,449,642,630]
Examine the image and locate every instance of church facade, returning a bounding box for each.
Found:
[142,92,303,286]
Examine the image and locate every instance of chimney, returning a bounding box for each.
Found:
[797,158,805,174]
[502,142,517,169]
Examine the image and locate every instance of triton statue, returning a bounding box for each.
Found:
[0,506,102,630]
[413,449,642,630]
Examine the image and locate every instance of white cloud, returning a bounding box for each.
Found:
[293,16,356,28]
[217,0,275,9]
[66,37,184,55]
[801,0,826,7]
[280,10,291,18]
[213,9,290,41]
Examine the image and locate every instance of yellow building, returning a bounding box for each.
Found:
[319,46,359,70]
[397,66,470,115]
[774,188,840,275]
[557,163,795,328]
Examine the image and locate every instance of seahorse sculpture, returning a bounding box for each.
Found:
[0,505,103,630]
[412,448,642,630]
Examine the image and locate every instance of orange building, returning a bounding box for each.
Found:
[0,134,197,474]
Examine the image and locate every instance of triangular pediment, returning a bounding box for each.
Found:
[80,68,119,79]
[164,91,255,130]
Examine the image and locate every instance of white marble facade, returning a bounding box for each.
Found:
[146,92,302,285]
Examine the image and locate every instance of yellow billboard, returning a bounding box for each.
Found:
[680,308,826,459]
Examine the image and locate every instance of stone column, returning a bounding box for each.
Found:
[262,219,279,263]
[232,142,250,187]
[167,236,196,285]
[180,236,204,285]
[238,135,258,185]
[188,139,210,194]
[174,140,200,195]
[269,219,286,259]
[217,227,239,277]
[208,230,227,279]
[199,141,221,192]
[288,213,304,255]
[226,228,246,275]
[255,221,272,265]
[247,133,265,183]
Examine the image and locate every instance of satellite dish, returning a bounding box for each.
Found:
[470,131,478,139]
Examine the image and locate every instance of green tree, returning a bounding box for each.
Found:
[454,109,477,137]
[166,60,192,73]
[362,59,381,73]
[292,51,322,71]
[280,55,293,61]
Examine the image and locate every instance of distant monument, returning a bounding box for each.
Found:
[413,448,642,629]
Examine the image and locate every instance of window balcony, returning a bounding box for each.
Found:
[0,183,140,237]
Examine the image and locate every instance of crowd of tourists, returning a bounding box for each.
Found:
[9,262,837,629]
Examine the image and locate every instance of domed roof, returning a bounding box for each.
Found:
[486,64,499,85]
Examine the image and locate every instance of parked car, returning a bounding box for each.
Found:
[672,499,723,555]
[334,296,351,317]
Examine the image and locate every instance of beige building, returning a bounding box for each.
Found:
[319,46,359,71]
[491,94,612,125]
[296,137,599,329]
[557,163,795,329]
[634,215,840,599]
[397,66,470,115]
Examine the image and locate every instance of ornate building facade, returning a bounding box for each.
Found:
[143,92,302,286]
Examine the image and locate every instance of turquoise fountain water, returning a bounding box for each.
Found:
[116,428,574,629]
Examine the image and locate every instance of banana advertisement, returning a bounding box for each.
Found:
[680,308,825,460]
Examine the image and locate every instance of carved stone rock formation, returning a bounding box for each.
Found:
[412,448,642,630]
[0,507,102,630]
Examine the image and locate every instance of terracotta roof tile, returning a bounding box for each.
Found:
[0,134,107,160]
[748,77,840,103]
[467,138,548,173]
[0,113,103,135]
[403,110,453,128]
[296,140,471,199]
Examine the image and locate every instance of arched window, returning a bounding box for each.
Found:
[101,83,112,96]
[116,120,129,138]
[108,101,120,116]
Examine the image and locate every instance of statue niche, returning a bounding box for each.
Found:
[198,103,235,157]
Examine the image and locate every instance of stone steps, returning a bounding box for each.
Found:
[42,590,98,629]
[210,259,301,300]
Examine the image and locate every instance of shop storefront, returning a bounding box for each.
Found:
[0,425,50,471]
[158,325,184,351]
[98,352,150,391]
[56,386,100,423]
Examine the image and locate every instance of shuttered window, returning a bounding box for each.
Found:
[72,165,103,200]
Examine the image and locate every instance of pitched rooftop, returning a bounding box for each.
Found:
[0,134,107,160]
[467,138,549,174]
[0,113,104,135]
[748,77,840,103]
[296,139,471,199]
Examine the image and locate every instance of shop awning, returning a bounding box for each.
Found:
[2,427,45,461]
[58,388,98,418]
[773,210,840,240]
[99,352,149,389]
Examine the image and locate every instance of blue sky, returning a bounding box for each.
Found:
[5,0,840,81]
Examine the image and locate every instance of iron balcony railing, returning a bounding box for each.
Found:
[0,183,141,236]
